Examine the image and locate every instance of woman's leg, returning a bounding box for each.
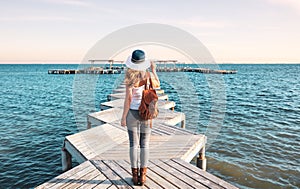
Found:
[140,120,152,168]
[126,110,140,168]
[139,120,151,185]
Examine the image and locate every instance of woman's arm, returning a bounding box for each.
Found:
[150,61,160,88]
[121,85,132,126]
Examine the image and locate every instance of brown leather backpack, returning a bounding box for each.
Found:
[139,72,159,126]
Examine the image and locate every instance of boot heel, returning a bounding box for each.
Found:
[139,167,147,186]
[131,168,139,186]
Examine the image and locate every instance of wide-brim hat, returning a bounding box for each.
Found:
[125,50,150,71]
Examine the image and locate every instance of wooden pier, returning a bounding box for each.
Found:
[35,83,239,189]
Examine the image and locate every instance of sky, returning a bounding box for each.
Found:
[1,0,300,63]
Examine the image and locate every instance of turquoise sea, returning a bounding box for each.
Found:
[0,64,299,189]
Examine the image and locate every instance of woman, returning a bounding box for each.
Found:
[121,49,160,186]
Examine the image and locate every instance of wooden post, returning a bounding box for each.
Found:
[197,145,207,171]
[61,146,72,172]
[181,120,186,129]
[181,114,186,129]
[87,117,91,129]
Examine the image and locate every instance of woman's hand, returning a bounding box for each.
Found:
[121,117,126,127]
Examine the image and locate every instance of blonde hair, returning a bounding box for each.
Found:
[125,68,145,87]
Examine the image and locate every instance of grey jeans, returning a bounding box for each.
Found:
[126,110,151,168]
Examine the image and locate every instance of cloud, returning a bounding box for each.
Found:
[39,0,118,14]
[146,17,229,29]
[41,0,92,7]
[178,19,229,29]
[267,0,300,11]
[0,16,73,22]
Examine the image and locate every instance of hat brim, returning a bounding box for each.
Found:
[125,55,150,71]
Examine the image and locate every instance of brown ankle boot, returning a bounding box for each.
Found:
[139,167,147,186]
[131,168,139,185]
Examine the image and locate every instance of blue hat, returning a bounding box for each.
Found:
[125,50,150,71]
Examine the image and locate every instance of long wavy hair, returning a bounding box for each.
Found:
[124,68,145,87]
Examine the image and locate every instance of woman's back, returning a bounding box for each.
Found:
[130,85,144,110]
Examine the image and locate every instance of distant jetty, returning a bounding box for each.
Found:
[48,59,237,74]
[48,67,122,74]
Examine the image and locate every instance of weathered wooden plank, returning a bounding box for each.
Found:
[89,134,205,162]
[155,123,195,135]
[158,100,175,110]
[109,120,190,136]
[154,109,185,127]
[163,159,223,189]
[54,165,96,188]
[88,108,185,128]
[68,134,124,154]
[69,130,127,152]
[101,160,149,189]
[124,160,180,189]
[115,160,163,188]
[172,159,239,189]
[145,161,180,189]
[151,126,176,136]
[76,173,109,189]
[64,169,102,189]
[106,184,118,189]
[65,124,128,161]
[159,111,185,128]
[100,99,175,111]
[67,124,119,142]
[35,161,92,189]
[108,93,168,101]
[150,129,165,136]
[91,160,133,189]
[66,132,126,153]
[108,122,192,136]
[113,88,164,94]
[100,99,124,110]
[150,159,207,189]
[39,161,96,189]
[92,179,114,189]
[88,108,123,126]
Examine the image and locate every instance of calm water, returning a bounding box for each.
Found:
[0,64,299,189]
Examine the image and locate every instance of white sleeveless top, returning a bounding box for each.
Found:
[130,85,145,110]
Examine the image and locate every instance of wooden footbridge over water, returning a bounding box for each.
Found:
[36,83,239,189]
